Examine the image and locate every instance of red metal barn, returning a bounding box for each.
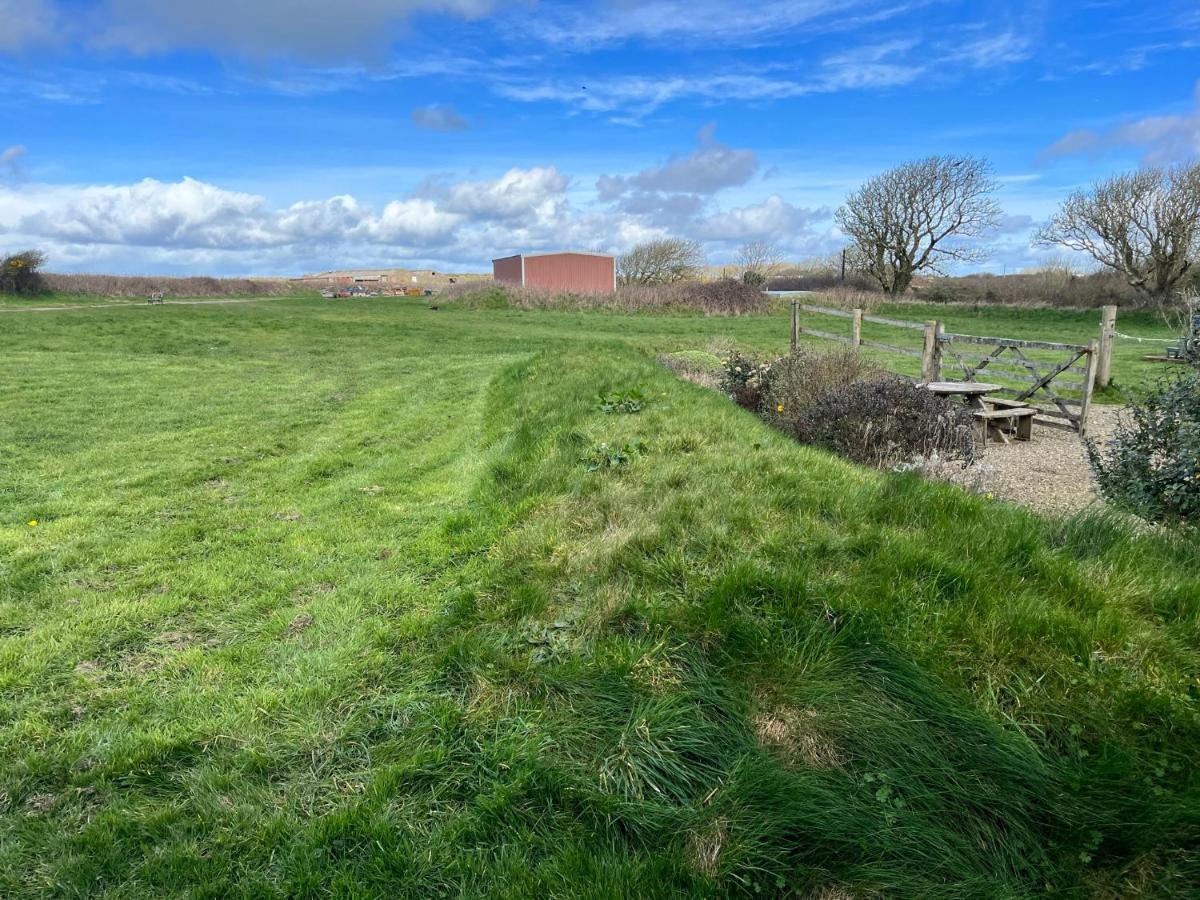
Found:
[491,252,616,295]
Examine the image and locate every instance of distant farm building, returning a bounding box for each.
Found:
[492,252,616,295]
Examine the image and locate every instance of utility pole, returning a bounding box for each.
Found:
[840,249,846,283]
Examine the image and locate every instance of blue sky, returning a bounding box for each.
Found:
[1,0,1198,275]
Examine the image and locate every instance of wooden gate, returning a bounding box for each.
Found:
[786,300,1101,435]
[936,331,1099,434]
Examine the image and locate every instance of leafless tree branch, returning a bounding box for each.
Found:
[617,238,705,285]
[1036,163,1200,304]
[835,155,1001,294]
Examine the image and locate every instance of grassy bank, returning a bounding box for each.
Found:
[1,298,1197,896]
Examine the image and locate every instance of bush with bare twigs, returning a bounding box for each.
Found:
[913,270,1145,308]
[42,273,304,298]
[444,279,770,316]
[617,238,705,285]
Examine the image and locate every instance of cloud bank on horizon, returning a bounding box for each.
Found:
[0,0,1197,275]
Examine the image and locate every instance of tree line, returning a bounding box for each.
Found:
[617,157,1200,305]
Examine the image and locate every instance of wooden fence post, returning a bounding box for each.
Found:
[1097,305,1117,388]
[1079,339,1099,437]
[851,308,863,347]
[921,320,940,382]
[935,322,944,381]
[790,299,800,352]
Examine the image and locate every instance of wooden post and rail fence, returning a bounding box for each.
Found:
[789,299,1116,436]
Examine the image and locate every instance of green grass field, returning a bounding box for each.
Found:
[1,297,1197,897]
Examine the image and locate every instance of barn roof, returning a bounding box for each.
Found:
[491,251,614,262]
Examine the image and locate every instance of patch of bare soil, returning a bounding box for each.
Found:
[936,407,1122,516]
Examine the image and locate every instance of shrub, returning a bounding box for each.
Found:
[445,280,770,316]
[767,270,881,293]
[41,272,302,298]
[913,270,1147,308]
[657,350,724,388]
[762,347,882,420]
[719,351,771,411]
[784,377,978,469]
[617,238,704,284]
[0,250,47,295]
[1088,369,1200,524]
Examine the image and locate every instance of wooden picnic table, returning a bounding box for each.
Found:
[920,381,1035,444]
[921,381,1003,409]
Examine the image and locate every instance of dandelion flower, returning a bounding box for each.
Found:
[776,404,784,413]
[27,519,37,527]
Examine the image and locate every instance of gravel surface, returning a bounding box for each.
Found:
[940,406,1123,515]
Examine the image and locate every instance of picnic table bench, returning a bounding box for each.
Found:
[921,382,1037,444]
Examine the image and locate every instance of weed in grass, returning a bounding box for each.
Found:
[582,441,647,472]
[596,390,647,414]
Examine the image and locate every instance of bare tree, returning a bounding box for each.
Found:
[835,155,1001,294]
[735,241,784,286]
[1036,163,1200,304]
[617,239,705,285]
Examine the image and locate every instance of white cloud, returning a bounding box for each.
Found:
[513,1,923,50]
[2,144,27,177]
[0,163,843,274]
[695,195,825,242]
[360,198,464,244]
[600,124,759,196]
[0,0,504,61]
[0,165,584,273]
[0,0,57,54]
[495,42,923,115]
[938,32,1031,69]
[99,0,504,60]
[411,103,469,131]
[0,168,562,260]
[18,177,275,248]
[1044,80,1200,165]
[434,166,570,221]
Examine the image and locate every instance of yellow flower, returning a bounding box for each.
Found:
[776,404,784,413]
[27,519,37,527]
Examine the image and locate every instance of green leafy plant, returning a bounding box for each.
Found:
[0,250,47,295]
[1088,369,1200,524]
[581,441,647,472]
[596,390,646,414]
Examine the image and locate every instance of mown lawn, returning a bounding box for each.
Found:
[1,297,1197,897]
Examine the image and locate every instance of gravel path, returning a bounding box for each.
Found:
[941,406,1123,515]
